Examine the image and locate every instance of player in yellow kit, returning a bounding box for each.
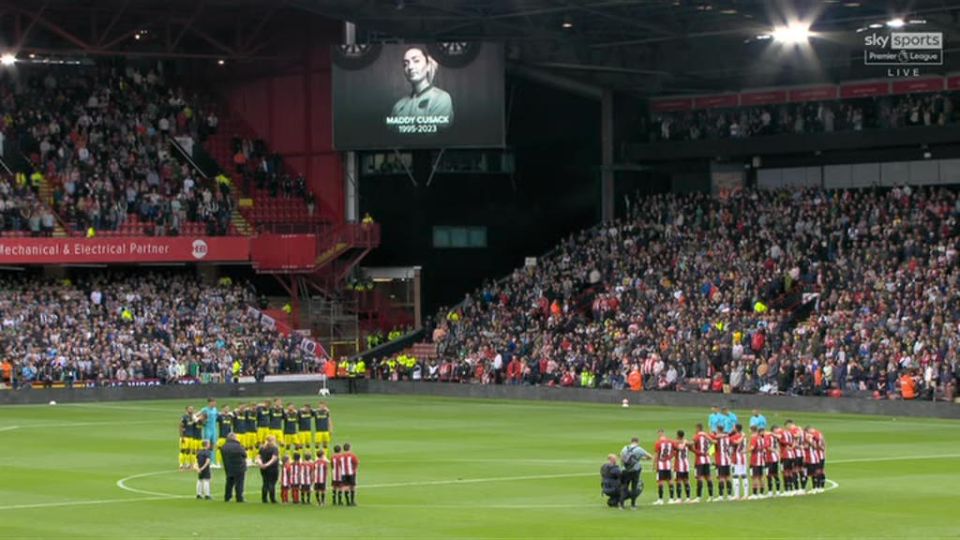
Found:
[313,402,333,456]
[178,406,199,469]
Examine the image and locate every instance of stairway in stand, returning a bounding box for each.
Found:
[205,110,329,229]
[36,177,68,238]
[230,208,253,236]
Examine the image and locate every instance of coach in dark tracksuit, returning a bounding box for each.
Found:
[220,433,247,502]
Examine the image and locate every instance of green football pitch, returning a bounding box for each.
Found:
[1,394,958,539]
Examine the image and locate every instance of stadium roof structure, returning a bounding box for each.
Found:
[0,0,302,63]
[311,0,960,95]
[2,0,959,95]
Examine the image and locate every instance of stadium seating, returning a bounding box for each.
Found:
[0,64,239,237]
[203,113,328,229]
[408,186,959,401]
[0,273,321,387]
[649,91,960,141]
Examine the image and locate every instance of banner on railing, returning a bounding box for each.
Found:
[237,374,327,384]
[260,313,277,331]
[5,378,202,390]
[299,338,329,361]
[245,305,329,360]
[839,80,889,99]
[0,237,249,264]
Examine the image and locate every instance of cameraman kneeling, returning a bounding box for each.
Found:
[600,454,624,508]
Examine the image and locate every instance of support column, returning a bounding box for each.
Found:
[344,21,359,223]
[413,266,423,329]
[600,88,615,223]
[345,152,358,222]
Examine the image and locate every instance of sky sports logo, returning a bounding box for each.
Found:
[864,32,943,66]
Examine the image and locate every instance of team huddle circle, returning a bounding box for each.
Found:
[179,398,358,506]
[603,408,827,508]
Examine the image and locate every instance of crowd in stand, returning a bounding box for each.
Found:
[0,273,322,388]
[412,186,960,402]
[0,63,235,236]
[650,91,960,142]
[0,175,57,235]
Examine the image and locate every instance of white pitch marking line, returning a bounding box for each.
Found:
[364,472,596,489]
[360,480,841,508]
[112,453,958,496]
[8,420,164,430]
[828,454,960,465]
[112,470,599,497]
[116,470,193,498]
[60,403,176,413]
[361,503,593,509]
[2,452,931,512]
[111,470,840,508]
[373,458,597,464]
[0,426,20,432]
[0,495,182,512]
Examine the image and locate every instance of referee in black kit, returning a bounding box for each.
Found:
[257,435,280,503]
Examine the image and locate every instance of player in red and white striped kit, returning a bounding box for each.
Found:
[763,427,782,496]
[807,426,826,493]
[748,426,767,499]
[801,427,818,493]
[290,454,304,503]
[673,430,692,503]
[691,423,714,502]
[730,424,748,500]
[712,426,734,501]
[280,455,294,503]
[775,425,797,495]
[299,453,316,504]
[787,420,807,492]
[653,429,676,505]
[339,442,360,506]
[314,452,329,506]
[330,445,344,506]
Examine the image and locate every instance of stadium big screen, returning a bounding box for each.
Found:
[332,42,505,150]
